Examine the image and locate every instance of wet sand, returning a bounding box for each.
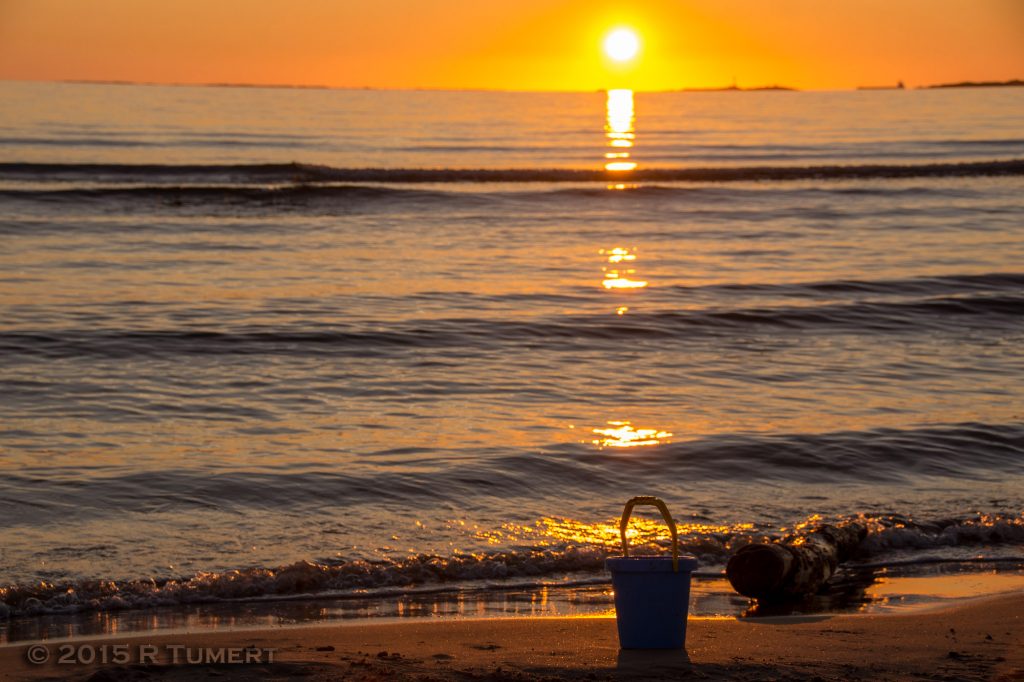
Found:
[1,593,1021,681]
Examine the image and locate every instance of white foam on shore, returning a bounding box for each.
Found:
[2,513,1022,619]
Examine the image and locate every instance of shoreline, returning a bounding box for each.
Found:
[1,592,1021,680]
[3,565,1024,646]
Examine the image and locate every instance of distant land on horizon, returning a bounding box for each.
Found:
[60,79,334,90]
[21,77,1020,93]
[674,84,797,92]
[924,78,1024,89]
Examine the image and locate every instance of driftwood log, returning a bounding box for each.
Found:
[726,522,867,601]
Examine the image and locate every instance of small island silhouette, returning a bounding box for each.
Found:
[673,78,796,92]
[925,79,1024,89]
[678,84,796,92]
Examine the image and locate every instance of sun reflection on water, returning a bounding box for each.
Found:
[605,247,636,264]
[599,247,647,290]
[604,89,637,173]
[591,420,672,448]
[602,274,648,289]
[477,517,756,552]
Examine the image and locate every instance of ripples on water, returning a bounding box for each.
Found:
[0,82,1023,629]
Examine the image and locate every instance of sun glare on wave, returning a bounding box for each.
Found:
[592,420,672,448]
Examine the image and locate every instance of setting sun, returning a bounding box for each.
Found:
[603,28,640,63]
[0,3,1021,90]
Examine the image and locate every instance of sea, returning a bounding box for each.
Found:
[1,80,1023,642]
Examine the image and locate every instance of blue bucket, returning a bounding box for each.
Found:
[606,496,699,649]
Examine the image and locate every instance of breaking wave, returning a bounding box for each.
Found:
[1,513,1021,619]
[1,158,1022,186]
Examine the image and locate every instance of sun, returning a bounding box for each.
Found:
[604,28,640,63]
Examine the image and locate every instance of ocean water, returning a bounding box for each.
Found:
[1,81,1023,637]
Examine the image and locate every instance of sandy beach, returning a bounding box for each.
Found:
[0,592,1019,681]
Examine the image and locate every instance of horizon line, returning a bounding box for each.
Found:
[2,76,1022,94]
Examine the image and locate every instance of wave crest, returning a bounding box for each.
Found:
[2,158,1022,185]
[2,513,1022,618]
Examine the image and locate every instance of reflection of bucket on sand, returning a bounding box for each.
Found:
[606,496,699,649]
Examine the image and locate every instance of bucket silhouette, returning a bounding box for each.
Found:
[606,496,699,649]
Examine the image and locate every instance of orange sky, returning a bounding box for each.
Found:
[1,0,1022,91]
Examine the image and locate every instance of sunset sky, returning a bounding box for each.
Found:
[1,0,1022,91]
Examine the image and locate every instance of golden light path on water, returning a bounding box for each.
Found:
[476,517,756,551]
[604,247,636,264]
[591,420,672,448]
[599,246,647,290]
[600,91,646,289]
[602,276,647,289]
[604,89,636,172]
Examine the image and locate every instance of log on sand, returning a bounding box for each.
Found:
[726,522,868,601]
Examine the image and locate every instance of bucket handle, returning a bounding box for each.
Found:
[619,496,679,572]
